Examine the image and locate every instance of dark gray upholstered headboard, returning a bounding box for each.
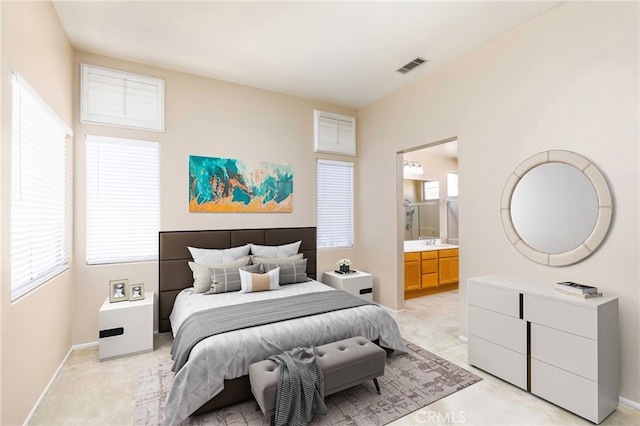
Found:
[158,227,317,333]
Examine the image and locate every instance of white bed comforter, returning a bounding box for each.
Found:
[164,281,405,425]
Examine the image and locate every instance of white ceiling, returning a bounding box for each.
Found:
[52,1,563,109]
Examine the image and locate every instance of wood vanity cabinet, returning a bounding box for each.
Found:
[438,248,459,285]
[403,252,421,291]
[404,248,459,298]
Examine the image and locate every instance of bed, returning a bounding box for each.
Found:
[159,227,406,425]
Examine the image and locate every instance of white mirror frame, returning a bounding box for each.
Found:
[501,150,613,266]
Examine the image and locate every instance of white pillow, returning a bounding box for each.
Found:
[239,267,280,293]
[188,244,251,264]
[188,256,252,294]
[250,241,301,258]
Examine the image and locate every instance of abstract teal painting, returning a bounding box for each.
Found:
[189,155,293,212]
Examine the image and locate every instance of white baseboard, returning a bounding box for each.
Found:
[620,396,640,410]
[73,341,98,350]
[23,345,74,426]
[458,335,468,342]
[377,303,405,314]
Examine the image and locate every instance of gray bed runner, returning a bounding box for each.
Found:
[171,290,371,372]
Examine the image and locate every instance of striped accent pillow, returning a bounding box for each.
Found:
[188,256,252,294]
[262,259,308,285]
[250,241,301,258]
[239,267,280,293]
[188,244,251,264]
[207,264,262,294]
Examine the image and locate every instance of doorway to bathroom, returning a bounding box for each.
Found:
[400,138,459,301]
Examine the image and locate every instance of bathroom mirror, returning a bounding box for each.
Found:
[501,150,613,266]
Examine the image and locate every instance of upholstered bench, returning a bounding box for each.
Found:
[249,336,386,421]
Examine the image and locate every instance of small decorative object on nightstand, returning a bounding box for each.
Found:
[99,291,153,360]
[109,278,129,303]
[323,270,373,302]
[128,283,145,301]
[337,258,352,273]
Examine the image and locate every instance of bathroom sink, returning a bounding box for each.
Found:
[404,240,458,252]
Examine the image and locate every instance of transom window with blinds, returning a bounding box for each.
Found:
[316,159,354,249]
[86,135,160,264]
[81,64,165,132]
[11,73,72,301]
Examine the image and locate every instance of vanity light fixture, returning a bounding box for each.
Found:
[404,160,424,174]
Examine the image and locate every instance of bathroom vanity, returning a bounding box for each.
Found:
[404,240,459,298]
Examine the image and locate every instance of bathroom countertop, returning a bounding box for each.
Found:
[404,240,459,253]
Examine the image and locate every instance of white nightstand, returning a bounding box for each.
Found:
[99,291,153,360]
[322,271,373,302]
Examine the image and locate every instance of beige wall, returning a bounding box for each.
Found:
[72,52,359,344]
[0,1,75,424]
[359,2,639,402]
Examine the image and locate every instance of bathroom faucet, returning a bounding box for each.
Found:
[420,237,437,245]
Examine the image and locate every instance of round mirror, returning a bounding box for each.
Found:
[501,151,613,266]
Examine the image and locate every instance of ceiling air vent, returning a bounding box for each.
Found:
[396,57,428,74]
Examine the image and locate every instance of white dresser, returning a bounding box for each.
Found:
[99,292,154,360]
[322,270,373,302]
[468,275,618,424]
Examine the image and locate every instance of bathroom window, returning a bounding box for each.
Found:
[422,181,439,200]
[447,172,459,197]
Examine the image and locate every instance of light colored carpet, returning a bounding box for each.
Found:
[134,340,481,425]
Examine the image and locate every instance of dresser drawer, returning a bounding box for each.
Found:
[421,273,438,288]
[468,280,521,318]
[468,335,527,390]
[421,251,438,260]
[531,359,599,423]
[438,248,458,258]
[468,306,526,354]
[421,258,438,273]
[530,323,597,381]
[404,252,420,262]
[99,301,153,331]
[524,295,597,339]
[99,325,153,360]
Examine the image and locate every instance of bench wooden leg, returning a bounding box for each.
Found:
[270,415,275,426]
[373,378,381,394]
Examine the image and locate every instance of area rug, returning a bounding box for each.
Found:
[134,340,481,425]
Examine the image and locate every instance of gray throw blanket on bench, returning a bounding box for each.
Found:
[171,290,371,373]
[269,346,328,426]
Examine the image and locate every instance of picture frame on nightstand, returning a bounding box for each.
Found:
[129,283,145,301]
[109,279,129,303]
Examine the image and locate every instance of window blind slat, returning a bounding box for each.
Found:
[11,73,71,300]
[316,159,354,249]
[86,135,160,265]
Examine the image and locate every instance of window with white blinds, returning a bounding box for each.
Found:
[11,73,72,301]
[81,64,165,132]
[86,135,160,264]
[316,159,354,249]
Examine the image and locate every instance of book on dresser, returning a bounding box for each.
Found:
[555,289,603,299]
[555,281,598,294]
